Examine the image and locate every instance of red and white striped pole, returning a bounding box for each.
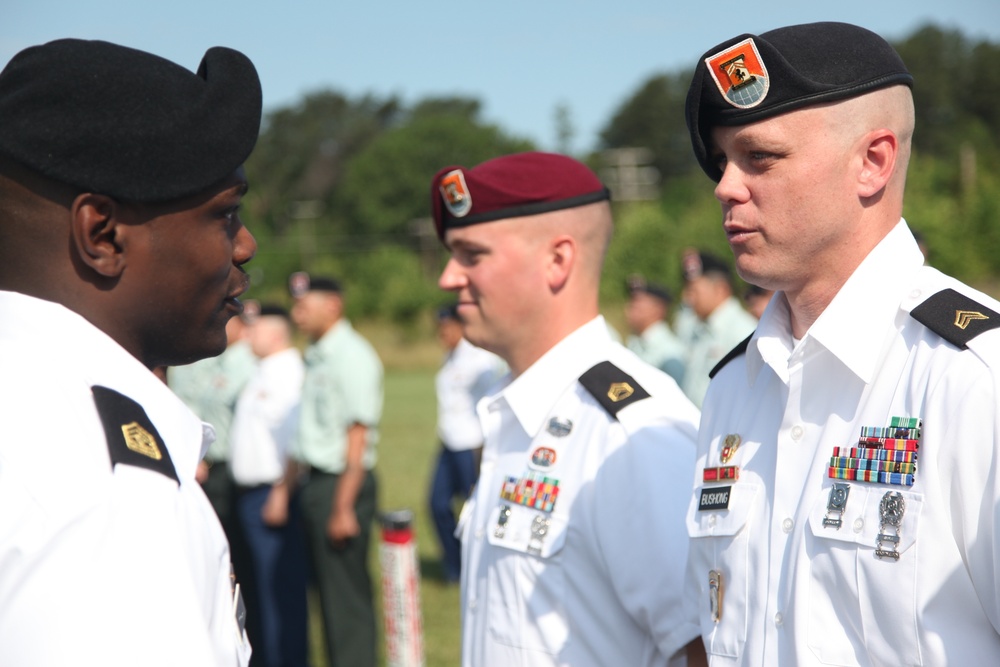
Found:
[380,509,425,667]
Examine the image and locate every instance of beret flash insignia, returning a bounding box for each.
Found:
[705,38,770,109]
[439,169,472,218]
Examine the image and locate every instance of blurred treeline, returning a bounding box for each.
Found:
[242,25,1000,330]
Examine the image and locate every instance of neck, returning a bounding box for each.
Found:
[506,309,598,378]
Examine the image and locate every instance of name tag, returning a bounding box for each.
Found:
[698,485,732,511]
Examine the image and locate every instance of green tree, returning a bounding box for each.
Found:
[244,90,401,236]
[338,97,535,239]
[598,72,699,180]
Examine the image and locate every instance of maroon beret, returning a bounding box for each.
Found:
[430,151,610,241]
[686,22,912,181]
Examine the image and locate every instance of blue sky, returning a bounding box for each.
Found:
[4,0,998,154]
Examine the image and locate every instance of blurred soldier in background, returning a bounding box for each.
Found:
[678,249,756,406]
[171,305,257,533]
[289,273,384,667]
[429,304,505,583]
[624,274,686,385]
[230,305,308,667]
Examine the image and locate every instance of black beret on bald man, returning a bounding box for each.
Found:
[685,21,912,181]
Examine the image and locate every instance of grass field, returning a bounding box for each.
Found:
[307,363,463,667]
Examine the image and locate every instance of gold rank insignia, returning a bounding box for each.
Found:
[910,288,1000,350]
[954,310,988,330]
[121,422,162,460]
[607,382,634,402]
[580,361,650,417]
[93,385,178,483]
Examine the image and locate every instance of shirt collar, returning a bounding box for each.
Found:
[747,219,924,384]
[310,318,352,357]
[0,291,213,480]
[495,316,612,439]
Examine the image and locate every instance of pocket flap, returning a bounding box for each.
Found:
[808,484,922,553]
[486,503,568,558]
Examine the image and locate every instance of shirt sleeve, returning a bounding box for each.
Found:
[936,364,1000,634]
[592,419,702,660]
[334,339,383,427]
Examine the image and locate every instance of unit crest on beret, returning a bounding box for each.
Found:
[430,151,610,242]
[686,22,913,181]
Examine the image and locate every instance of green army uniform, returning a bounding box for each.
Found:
[680,296,757,408]
[627,320,686,386]
[295,319,383,667]
[169,340,257,527]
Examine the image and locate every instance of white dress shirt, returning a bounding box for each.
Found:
[0,291,250,666]
[436,338,504,451]
[686,220,1000,665]
[230,347,304,486]
[460,316,701,666]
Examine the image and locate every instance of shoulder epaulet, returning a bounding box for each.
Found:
[578,360,651,419]
[92,385,179,483]
[910,288,1000,349]
[709,333,754,379]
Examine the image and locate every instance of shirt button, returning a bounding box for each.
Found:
[853,518,864,533]
[469,598,478,611]
[909,289,922,299]
[790,425,804,441]
[708,514,718,527]
[775,612,784,626]
[475,528,485,540]
[782,518,794,534]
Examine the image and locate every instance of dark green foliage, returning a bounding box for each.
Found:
[338,99,534,238]
[598,72,699,180]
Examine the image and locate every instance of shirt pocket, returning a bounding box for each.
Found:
[806,485,924,666]
[686,482,761,659]
[485,503,569,655]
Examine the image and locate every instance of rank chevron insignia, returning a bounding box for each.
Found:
[954,310,988,330]
[911,288,1000,349]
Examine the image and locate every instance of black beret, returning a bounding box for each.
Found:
[257,304,291,320]
[686,22,913,181]
[437,303,461,322]
[682,249,731,283]
[430,151,610,242]
[626,275,672,304]
[0,39,261,202]
[288,271,341,298]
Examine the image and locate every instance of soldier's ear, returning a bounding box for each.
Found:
[857,129,898,199]
[547,235,576,292]
[70,193,127,278]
